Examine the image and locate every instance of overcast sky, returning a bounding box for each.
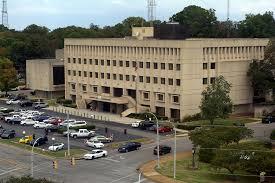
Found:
[6,0,275,30]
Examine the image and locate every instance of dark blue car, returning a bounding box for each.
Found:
[33,115,51,122]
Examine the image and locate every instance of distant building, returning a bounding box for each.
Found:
[26,49,65,99]
[63,27,269,120]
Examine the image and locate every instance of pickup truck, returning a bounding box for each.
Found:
[5,115,21,122]
[70,129,95,138]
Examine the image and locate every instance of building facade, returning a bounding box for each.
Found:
[26,49,65,98]
[64,34,269,120]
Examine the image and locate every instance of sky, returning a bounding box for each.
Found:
[6,0,275,30]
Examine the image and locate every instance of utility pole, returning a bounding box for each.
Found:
[227,0,230,22]
[1,0,8,28]
[147,0,156,26]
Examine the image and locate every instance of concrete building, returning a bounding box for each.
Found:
[64,27,269,120]
[26,49,65,98]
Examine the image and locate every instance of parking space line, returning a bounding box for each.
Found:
[109,173,137,183]
[133,178,146,183]
[0,167,23,176]
[103,158,120,163]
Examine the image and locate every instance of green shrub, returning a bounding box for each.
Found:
[56,96,65,104]
[177,124,199,131]
[63,103,77,108]
[182,113,202,122]
[270,130,275,140]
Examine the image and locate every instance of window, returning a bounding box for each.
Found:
[93,86,98,93]
[176,79,181,86]
[78,58,81,64]
[102,86,110,94]
[73,58,76,64]
[154,63,158,69]
[139,62,143,68]
[71,84,76,90]
[132,75,136,82]
[143,92,149,100]
[126,75,130,81]
[161,63,165,70]
[107,60,110,66]
[146,77,150,83]
[119,61,123,67]
[157,93,164,101]
[139,76,144,82]
[68,70,71,75]
[168,78,173,85]
[78,71,81,76]
[119,74,123,80]
[203,63,208,70]
[154,77,158,84]
[146,62,150,69]
[84,59,87,64]
[82,85,87,92]
[95,59,99,65]
[211,63,216,69]
[101,73,104,79]
[203,78,208,85]
[113,74,117,80]
[210,77,216,84]
[176,64,181,71]
[89,59,92,65]
[172,95,179,103]
[73,71,76,76]
[101,60,104,66]
[68,58,71,63]
[132,61,137,68]
[95,72,99,78]
[89,72,92,78]
[161,78,165,84]
[113,60,117,66]
[107,73,111,79]
[126,61,130,67]
[169,63,173,70]
[84,71,87,77]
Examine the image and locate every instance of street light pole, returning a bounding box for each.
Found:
[147,112,160,169]
[173,127,177,179]
[31,137,42,177]
[67,113,70,157]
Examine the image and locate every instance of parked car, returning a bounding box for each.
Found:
[45,117,63,126]
[6,99,21,105]
[33,122,52,129]
[19,135,33,144]
[262,116,275,124]
[33,115,51,122]
[0,129,6,136]
[60,119,76,127]
[131,120,142,128]
[68,121,87,128]
[34,102,48,109]
[19,100,33,107]
[0,112,9,120]
[139,121,155,130]
[29,136,48,146]
[85,140,104,148]
[1,130,16,139]
[83,150,108,160]
[70,129,95,138]
[62,129,77,136]
[8,118,22,125]
[45,125,60,133]
[20,118,38,126]
[5,115,21,122]
[118,142,141,153]
[148,124,157,131]
[153,145,172,155]
[48,143,64,151]
[89,135,113,143]
[155,126,173,133]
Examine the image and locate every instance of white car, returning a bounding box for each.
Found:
[85,140,104,148]
[131,120,142,128]
[83,150,108,160]
[48,143,65,151]
[68,121,87,128]
[6,99,20,105]
[33,122,52,129]
[60,119,76,127]
[89,135,113,143]
[20,118,38,125]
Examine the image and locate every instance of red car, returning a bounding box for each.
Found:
[155,126,173,133]
[44,117,63,126]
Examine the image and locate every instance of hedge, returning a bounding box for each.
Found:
[177,124,200,131]
[271,130,275,140]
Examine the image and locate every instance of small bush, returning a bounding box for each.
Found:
[270,130,275,140]
[177,124,199,131]
[63,103,77,108]
[182,113,202,122]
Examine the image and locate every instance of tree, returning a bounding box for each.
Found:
[247,60,274,98]
[169,5,218,37]
[0,57,18,95]
[238,12,275,38]
[2,176,55,183]
[23,24,50,35]
[264,39,275,65]
[200,76,233,125]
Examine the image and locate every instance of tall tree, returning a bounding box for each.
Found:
[0,57,18,95]
[169,5,218,37]
[23,24,50,35]
[200,76,233,125]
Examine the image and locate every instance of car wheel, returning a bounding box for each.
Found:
[91,156,94,160]
[103,154,106,157]
[73,135,77,139]
[125,149,128,153]
[12,122,14,125]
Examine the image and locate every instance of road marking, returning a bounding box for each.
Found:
[0,167,23,176]
[133,178,146,183]
[104,158,120,163]
[109,173,136,183]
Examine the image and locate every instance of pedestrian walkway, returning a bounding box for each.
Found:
[47,106,137,125]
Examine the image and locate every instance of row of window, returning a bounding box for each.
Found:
[203,77,216,85]
[67,58,181,71]
[68,70,181,86]
[203,63,216,70]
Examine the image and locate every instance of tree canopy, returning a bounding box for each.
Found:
[0,57,18,94]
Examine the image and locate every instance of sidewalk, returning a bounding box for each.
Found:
[140,152,191,183]
[47,106,138,125]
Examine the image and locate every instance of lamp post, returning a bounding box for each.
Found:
[146,112,160,169]
[52,137,55,148]
[192,147,196,169]
[66,113,70,156]
[173,126,177,179]
[31,137,42,177]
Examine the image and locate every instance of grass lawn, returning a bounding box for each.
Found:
[0,138,87,158]
[183,117,259,127]
[157,156,258,183]
[107,138,153,149]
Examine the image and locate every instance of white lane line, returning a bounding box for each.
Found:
[133,178,146,183]
[0,167,23,176]
[103,158,120,163]
[109,173,136,183]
